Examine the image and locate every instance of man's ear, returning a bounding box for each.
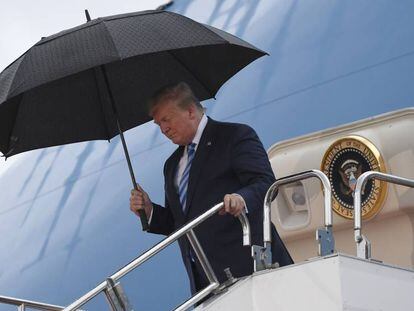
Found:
[188,104,196,119]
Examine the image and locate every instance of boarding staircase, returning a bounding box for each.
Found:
[1,170,414,311]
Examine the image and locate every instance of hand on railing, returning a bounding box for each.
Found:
[219,194,246,217]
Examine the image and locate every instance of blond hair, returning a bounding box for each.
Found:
[148,82,203,116]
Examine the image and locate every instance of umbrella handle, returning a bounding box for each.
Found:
[132,182,150,231]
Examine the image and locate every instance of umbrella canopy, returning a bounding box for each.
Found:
[0,9,266,157]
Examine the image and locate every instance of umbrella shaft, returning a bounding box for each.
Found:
[100,64,149,231]
[116,120,149,232]
[100,65,136,187]
[99,64,136,186]
[116,120,137,188]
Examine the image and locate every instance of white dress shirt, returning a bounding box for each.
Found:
[175,113,208,188]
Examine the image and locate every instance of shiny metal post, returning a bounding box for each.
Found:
[103,278,133,311]
[257,170,334,271]
[354,171,414,259]
[187,229,219,284]
[237,210,251,246]
[64,202,251,311]
[264,170,332,243]
[0,295,64,311]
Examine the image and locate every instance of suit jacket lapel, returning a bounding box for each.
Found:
[166,145,184,216]
[184,118,215,214]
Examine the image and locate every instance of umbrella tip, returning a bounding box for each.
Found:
[156,1,174,10]
[85,9,92,22]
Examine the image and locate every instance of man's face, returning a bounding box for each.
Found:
[152,99,199,146]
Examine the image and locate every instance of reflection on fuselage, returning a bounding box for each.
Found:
[1,1,414,310]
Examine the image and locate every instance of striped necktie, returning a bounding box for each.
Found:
[179,143,196,211]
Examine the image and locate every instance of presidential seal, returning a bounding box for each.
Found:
[321,135,387,220]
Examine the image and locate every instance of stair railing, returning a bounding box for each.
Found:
[64,202,251,311]
[354,171,414,259]
[0,295,64,311]
[253,170,334,271]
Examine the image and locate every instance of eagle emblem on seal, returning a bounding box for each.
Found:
[321,135,387,220]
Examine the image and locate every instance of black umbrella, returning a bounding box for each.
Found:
[0,9,267,230]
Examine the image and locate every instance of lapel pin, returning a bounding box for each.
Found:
[207,141,212,146]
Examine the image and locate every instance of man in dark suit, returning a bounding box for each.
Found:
[130,82,292,294]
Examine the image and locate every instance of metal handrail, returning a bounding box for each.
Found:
[354,171,414,259]
[64,202,251,311]
[0,295,64,311]
[264,170,332,243]
[255,170,334,271]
